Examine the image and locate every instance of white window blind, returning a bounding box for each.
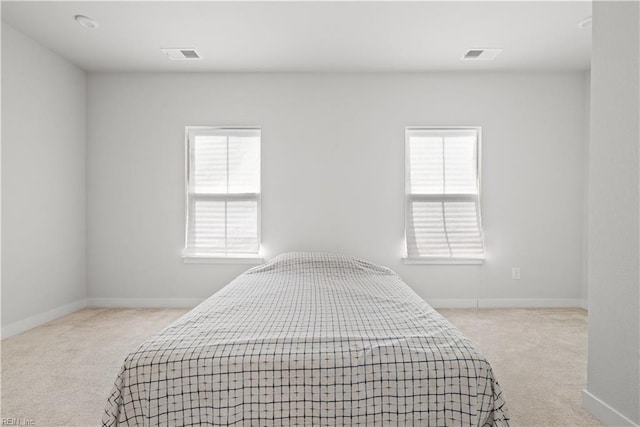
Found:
[184,127,261,258]
[405,127,485,261]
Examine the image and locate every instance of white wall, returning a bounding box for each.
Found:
[582,70,591,303]
[583,1,640,425]
[1,24,87,334]
[87,72,588,306]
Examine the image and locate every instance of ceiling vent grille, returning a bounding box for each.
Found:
[162,48,202,60]
[462,48,503,61]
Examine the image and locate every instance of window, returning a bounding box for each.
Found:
[404,127,485,263]
[184,127,261,260]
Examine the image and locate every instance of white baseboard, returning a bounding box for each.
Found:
[1,297,586,339]
[91,298,584,310]
[427,298,478,308]
[582,389,638,426]
[1,299,88,339]
[479,298,586,308]
[87,297,204,308]
[429,298,587,309]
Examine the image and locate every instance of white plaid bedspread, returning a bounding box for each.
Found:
[103,252,509,426]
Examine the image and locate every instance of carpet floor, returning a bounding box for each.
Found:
[0,307,601,426]
[439,308,602,427]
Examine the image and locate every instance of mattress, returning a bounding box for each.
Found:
[102,252,509,426]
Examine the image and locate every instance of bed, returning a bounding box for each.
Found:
[102,252,509,426]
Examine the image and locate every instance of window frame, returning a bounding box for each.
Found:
[403,126,485,265]
[182,126,263,264]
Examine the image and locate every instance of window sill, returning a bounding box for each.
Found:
[183,255,264,265]
[403,257,484,265]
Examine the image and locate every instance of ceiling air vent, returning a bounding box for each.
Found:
[462,48,503,60]
[161,48,202,60]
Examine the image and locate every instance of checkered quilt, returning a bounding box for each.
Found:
[103,252,509,426]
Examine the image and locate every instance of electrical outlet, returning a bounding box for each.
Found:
[512,267,521,280]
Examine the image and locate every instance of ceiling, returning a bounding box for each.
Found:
[1,1,592,72]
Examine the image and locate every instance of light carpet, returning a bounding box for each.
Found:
[0,307,601,426]
[439,308,601,427]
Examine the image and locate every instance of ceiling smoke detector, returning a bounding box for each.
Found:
[578,16,592,29]
[74,15,99,29]
[462,48,503,61]
[161,48,202,60]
